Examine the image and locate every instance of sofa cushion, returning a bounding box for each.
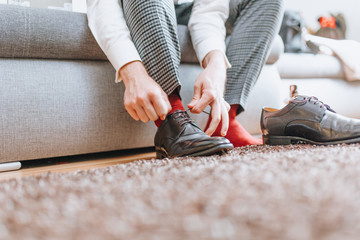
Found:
[277,53,345,79]
[0,5,200,64]
[0,5,283,65]
[178,25,284,65]
[177,25,198,64]
[0,5,107,60]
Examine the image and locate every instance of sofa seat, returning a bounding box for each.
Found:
[277,53,345,79]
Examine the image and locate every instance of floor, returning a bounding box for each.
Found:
[3,145,360,239]
[0,148,155,182]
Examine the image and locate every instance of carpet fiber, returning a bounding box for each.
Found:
[1,144,360,240]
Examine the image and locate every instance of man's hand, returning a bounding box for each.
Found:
[120,61,171,122]
[188,50,230,136]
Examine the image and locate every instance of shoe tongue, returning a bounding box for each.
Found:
[182,121,203,134]
[168,110,202,135]
[291,95,308,103]
[290,95,336,113]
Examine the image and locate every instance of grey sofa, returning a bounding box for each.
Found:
[0,5,283,169]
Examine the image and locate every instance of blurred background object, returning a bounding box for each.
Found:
[284,0,360,42]
[315,14,346,39]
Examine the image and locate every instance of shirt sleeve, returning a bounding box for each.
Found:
[86,0,141,83]
[188,0,231,68]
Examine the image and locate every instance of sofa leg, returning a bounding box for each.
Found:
[0,162,21,172]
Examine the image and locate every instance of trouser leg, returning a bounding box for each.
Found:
[121,0,181,95]
[224,0,284,113]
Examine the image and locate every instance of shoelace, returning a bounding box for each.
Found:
[171,109,212,127]
[308,96,336,112]
[294,96,336,113]
[118,108,211,115]
[187,108,211,115]
[172,110,194,127]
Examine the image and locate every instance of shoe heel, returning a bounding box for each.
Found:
[263,135,292,145]
[155,151,166,159]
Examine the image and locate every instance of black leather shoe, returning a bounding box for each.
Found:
[261,95,360,145]
[154,110,234,158]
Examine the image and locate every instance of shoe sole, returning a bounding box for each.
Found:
[156,143,234,159]
[263,135,360,146]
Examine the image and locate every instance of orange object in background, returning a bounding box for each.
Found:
[319,16,337,29]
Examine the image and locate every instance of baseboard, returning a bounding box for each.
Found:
[0,162,21,172]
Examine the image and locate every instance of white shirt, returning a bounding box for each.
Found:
[87,0,230,82]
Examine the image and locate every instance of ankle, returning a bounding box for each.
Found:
[229,105,240,119]
[168,91,185,114]
[155,90,185,127]
[205,104,262,146]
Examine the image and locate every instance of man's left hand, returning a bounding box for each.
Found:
[188,50,230,137]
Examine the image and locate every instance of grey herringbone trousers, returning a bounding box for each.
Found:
[121,0,284,113]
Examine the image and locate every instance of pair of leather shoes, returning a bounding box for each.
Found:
[155,110,234,158]
[261,95,360,145]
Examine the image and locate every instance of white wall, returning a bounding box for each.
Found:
[72,0,86,13]
[284,0,360,42]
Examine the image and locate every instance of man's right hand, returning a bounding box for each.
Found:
[120,61,171,122]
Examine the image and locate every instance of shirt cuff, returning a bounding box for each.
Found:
[106,41,142,83]
[195,37,231,69]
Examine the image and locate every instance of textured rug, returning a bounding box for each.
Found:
[1,144,360,240]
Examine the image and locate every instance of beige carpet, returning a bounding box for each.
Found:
[1,144,360,240]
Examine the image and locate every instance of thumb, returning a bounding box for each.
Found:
[188,84,201,108]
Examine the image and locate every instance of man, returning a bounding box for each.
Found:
[87,0,284,158]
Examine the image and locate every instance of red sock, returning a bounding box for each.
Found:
[154,91,185,127]
[204,105,263,147]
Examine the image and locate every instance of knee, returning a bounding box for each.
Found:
[247,0,284,27]
[231,0,284,20]
[125,0,172,10]
[123,0,175,23]
[273,0,285,19]
[262,0,284,19]
[247,0,284,16]
[266,0,284,29]
[123,0,161,12]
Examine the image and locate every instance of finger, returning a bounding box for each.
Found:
[188,84,201,109]
[188,100,198,110]
[205,101,221,136]
[220,101,229,136]
[192,91,215,114]
[164,93,172,114]
[225,101,230,112]
[125,107,140,121]
[134,105,150,123]
[144,102,159,121]
[152,95,171,120]
[188,98,199,109]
